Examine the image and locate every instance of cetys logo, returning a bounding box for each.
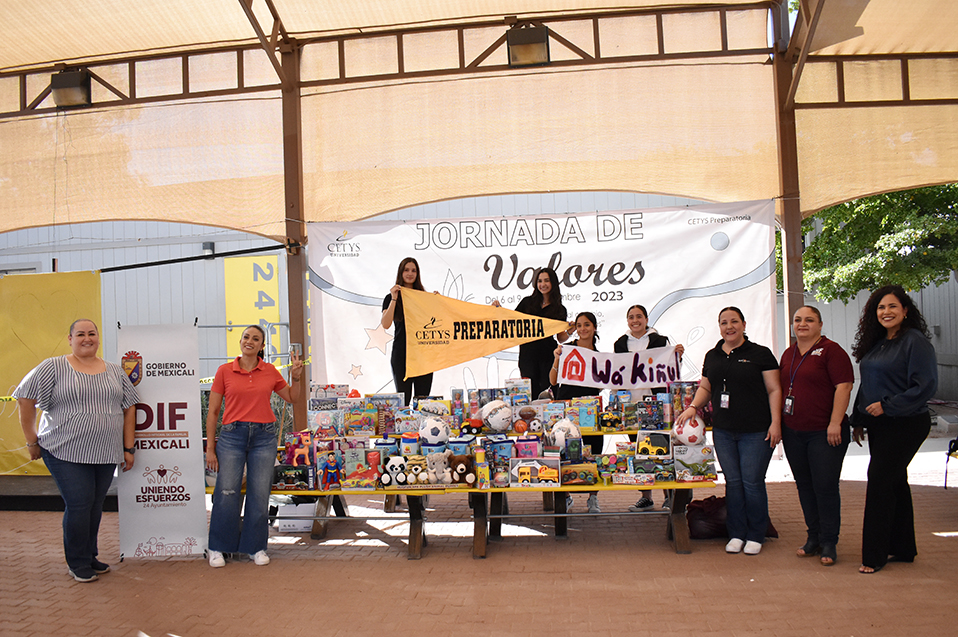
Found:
[327,230,361,257]
[122,351,143,386]
[416,316,450,344]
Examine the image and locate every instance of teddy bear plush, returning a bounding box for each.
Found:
[449,454,476,486]
[426,449,454,484]
[379,456,407,488]
[404,455,430,485]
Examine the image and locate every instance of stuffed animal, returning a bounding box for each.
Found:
[426,449,454,484]
[380,456,407,488]
[405,455,430,485]
[449,454,476,486]
[480,399,513,433]
[419,416,451,446]
[548,417,581,449]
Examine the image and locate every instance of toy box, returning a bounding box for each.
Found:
[670,381,699,416]
[636,432,672,457]
[636,401,666,431]
[514,436,541,458]
[632,456,675,483]
[541,402,567,430]
[509,457,561,487]
[307,409,345,437]
[611,472,655,486]
[313,383,350,398]
[513,403,544,435]
[505,377,532,403]
[309,397,339,411]
[620,402,638,430]
[393,408,421,434]
[317,449,345,490]
[673,444,718,482]
[570,397,600,432]
[272,464,314,490]
[560,463,599,486]
[283,431,314,467]
[340,448,382,489]
[345,408,378,435]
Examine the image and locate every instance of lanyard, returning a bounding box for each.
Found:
[786,337,822,395]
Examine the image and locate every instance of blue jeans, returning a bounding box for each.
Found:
[41,448,116,571]
[782,424,849,546]
[712,428,774,543]
[208,421,278,555]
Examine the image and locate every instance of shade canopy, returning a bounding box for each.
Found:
[1,0,956,240]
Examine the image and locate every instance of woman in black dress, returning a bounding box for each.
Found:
[381,257,433,405]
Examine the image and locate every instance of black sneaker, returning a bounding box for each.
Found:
[628,497,654,512]
[91,559,111,574]
[68,568,99,583]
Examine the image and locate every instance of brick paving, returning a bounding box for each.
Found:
[3,467,958,637]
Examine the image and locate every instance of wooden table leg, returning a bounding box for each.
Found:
[310,495,331,540]
[489,492,504,541]
[667,488,693,554]
[471,492,488,558]
[554,490,568,539]
[542,492,554,512]
[384,494,400,513]
[407,495,425,559]
[332,494,349,517]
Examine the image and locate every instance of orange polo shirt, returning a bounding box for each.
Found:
[211,358,288,424]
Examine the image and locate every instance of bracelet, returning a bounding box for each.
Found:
[26,441,39,447]
[552,365,558,371]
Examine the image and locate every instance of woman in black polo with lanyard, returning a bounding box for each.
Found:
[675,306,782,556]
[382,257,433,405]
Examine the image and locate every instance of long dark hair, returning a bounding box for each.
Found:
[574,311,600,343]
[852,285,930,362]
[244,324,267,360]
[394,257,425,291]
[528,267,563,308]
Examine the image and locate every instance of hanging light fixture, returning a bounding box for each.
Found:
[51,69,91,107]
[507,25,551,67]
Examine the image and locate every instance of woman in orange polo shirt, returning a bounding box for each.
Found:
[205,325,302,568]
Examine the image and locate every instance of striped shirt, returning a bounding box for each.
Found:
[14,356,140,464]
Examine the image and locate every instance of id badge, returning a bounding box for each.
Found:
[783,395,794,415]
[720,392,730,409]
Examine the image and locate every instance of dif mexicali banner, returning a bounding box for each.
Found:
[307,200,777,395]
[117,324,207,559]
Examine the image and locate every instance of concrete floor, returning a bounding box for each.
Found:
[3,430,958,636]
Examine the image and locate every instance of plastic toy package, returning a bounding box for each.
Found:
[560,463,599,486]
[673,444,717,482]
[509,457,560,487]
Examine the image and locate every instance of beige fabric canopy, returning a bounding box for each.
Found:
[0,0,956,240]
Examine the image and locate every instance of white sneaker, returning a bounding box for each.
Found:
[587,494,601,514]
[725,538,745,553]
[565,495,574,511]
[208,550,225,568]
[744,541,763,555]
[252,550,270,566]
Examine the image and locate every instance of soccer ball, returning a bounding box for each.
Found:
[673,415,706,446]
[419,417,451,445]
[480,400,513,433]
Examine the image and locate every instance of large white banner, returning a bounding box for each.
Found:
[308,200,777,396]
[117,324,207,559]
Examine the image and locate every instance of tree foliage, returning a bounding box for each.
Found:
[801,184,958,302]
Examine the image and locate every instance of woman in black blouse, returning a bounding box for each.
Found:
[381,257,433,405]
[503,267,569,398]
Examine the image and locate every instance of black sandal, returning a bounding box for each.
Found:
[796,540,821,557]
[820,544,837,566]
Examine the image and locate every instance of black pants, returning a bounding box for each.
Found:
[782,424,850,546]
[860,412,931,569]
[391,355,433,406]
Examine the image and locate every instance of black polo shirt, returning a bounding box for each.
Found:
[701,337,779,433]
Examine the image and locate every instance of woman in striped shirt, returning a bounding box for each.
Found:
[15,319,139,583]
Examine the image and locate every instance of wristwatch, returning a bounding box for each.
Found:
[123,446,136,455]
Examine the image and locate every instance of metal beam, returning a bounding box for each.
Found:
[785,0,826,111]
[238,0,290,89]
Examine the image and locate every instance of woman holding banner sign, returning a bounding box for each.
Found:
[205,325,302,568]
[15,319,139,583]
[550,311,603,513]
[382,257,433,405]
[495,267,568,399]
[675,306,781,556]
[613,304,684,512]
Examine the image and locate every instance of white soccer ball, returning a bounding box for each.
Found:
[673,415,706,446]
[419,416,451,445]
[480,400,513,433]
